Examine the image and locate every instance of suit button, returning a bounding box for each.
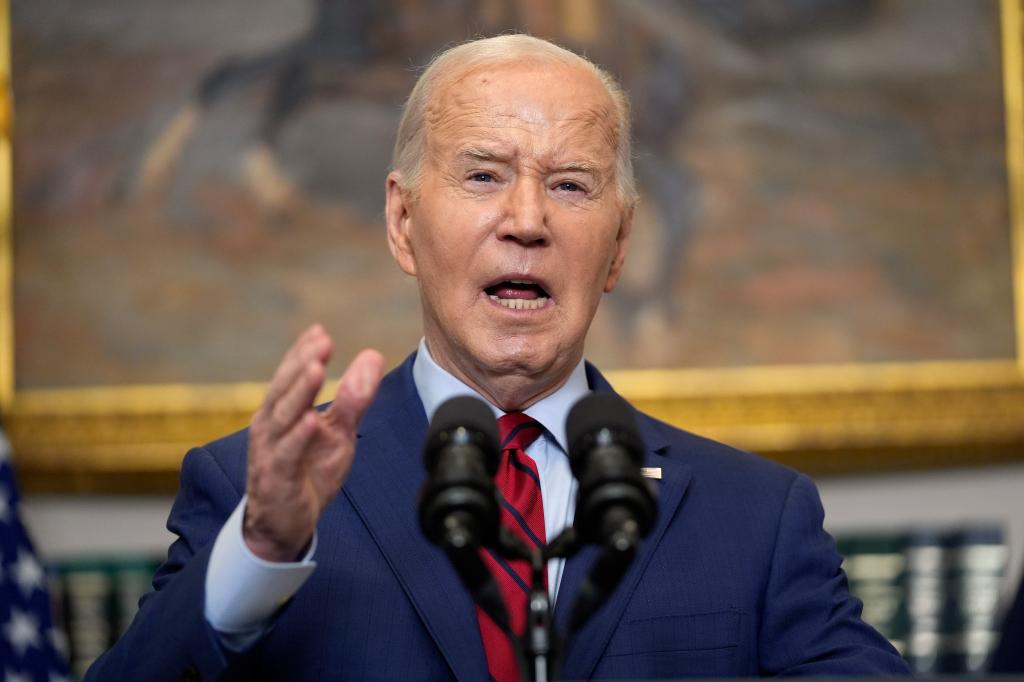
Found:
[181,665,200,681]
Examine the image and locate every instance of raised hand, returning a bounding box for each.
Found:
[243,324,384,562]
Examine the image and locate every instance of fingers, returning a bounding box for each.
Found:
[264,324,332,408]
[260,325,332,439]
[325,349,385,434]
[266,360,325,441]
[272,409,319,474]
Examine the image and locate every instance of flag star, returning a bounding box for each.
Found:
[3,608,41,657]
[47,627,69,658]
[5,670,30,682]
[12,551,44,597]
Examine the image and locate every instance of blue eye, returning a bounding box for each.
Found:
[558,181,581,192]
[470,173,494,183]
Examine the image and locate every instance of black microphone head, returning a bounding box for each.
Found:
[566,392,643,473]
[424,395,500,476]
[566,392,656,549]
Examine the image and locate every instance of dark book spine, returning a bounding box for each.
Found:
[838,531,910,656]
[942,527,1006,673]
[60,563,115,680]
[905,529,945,673]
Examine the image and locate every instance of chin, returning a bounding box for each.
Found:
[479,337,564,377]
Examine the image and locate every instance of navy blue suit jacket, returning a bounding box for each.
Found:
[87,355,908,680]
[991,569,1024,672]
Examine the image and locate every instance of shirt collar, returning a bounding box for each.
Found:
[412,338,589,453]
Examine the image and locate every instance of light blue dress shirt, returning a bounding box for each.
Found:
[205,340,587,634]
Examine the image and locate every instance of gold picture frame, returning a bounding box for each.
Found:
[2,0,1024,493]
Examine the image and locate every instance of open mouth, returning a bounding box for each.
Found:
[484,279,552,311]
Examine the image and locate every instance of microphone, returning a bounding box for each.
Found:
[565,392,657,631]
[419,395,501,551]
[418,396,512,636]
[566,392,656,551]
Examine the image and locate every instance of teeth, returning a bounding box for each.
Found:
[488,295,550,310]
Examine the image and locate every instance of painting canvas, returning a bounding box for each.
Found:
[11,0,1016,390]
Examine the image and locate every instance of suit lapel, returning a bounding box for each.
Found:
[556,367,694,680]
[338,355,488,681]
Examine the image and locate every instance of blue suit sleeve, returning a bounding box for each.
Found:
[758,474,910,675]
[84,446,259,682]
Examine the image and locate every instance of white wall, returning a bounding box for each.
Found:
[22,495,175,559]
[21,462,1024,601]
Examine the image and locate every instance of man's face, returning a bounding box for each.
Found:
[386,59,631,408]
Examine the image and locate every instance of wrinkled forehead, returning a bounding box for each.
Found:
[424,59,619,162]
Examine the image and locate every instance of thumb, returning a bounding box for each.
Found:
[325,349,385,433]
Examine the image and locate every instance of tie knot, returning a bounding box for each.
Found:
[498,412,543,452]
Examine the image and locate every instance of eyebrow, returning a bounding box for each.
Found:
[455,146,513,164]
[553,161,599,175]
[456,147,601,175]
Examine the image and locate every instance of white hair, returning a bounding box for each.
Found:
[391,34,637,205]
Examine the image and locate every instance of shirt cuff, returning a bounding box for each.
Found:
[204,495,318,634]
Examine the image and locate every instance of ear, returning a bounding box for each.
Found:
[385,171,417,277]
[603,203,634,292]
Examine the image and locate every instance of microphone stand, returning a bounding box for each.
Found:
[494,528,558,682]
[523,547,554,682]
[446,520,644,682]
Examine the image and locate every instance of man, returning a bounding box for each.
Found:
[87,35,908,680]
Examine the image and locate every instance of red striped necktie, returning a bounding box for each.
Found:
[477,412,547,682]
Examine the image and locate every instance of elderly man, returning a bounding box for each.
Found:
[87,35,908,680]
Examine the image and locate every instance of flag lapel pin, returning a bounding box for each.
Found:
[641,467,662,480]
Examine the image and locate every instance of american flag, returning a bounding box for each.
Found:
[0,426,71,682]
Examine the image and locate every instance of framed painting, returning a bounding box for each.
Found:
[2,0,1023,492]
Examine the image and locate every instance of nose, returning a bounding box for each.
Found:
[496,177,549,247]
